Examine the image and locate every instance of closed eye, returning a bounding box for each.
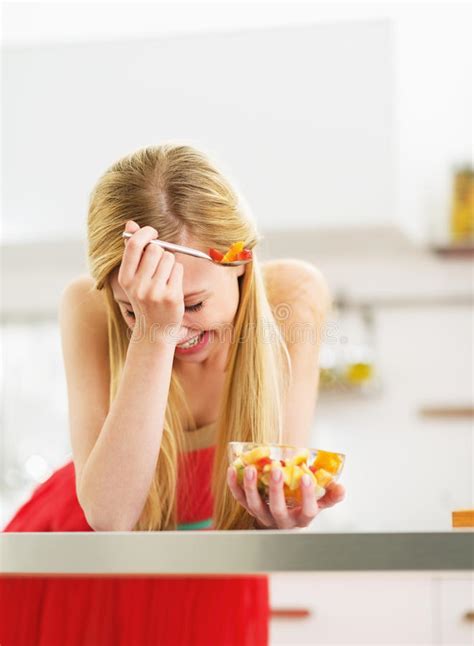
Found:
[124,303,204,317]
[185,301,204,312]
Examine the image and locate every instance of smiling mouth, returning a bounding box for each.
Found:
[176,330,206,349]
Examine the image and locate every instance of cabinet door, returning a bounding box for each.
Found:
[312,305,474,533]
[436,578,474,645]
[270,573,434,644]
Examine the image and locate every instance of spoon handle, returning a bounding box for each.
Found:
[122,232,212,261]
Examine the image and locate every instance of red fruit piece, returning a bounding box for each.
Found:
[209,247,224,262]
[236,249,253,260]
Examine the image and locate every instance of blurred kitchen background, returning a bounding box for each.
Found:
[1,1,472,536]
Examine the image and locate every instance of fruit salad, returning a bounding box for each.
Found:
[228,442,345,508]
[209,241,253,263]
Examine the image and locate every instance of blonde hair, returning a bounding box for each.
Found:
[87,144,291,530]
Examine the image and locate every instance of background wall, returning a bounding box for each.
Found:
[3,19,394,242]
[2,1,472,244]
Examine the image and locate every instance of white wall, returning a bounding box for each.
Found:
[2,2,472,245]
[2,19,394,243]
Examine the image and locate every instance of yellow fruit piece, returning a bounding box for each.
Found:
[234,465,245,486]
[260,473,271,486]
[282,464,293,487]
[232,457,244,469]
[241,446,270,465]
[289,464,304,490]
[292,449,310,466]
[314,468,333,488]
[312,450,343,475]
[221,241,245,263]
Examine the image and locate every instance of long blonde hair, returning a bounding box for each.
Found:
[87,144,291,530]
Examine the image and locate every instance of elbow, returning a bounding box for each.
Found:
[88,518,135,532]
[84,506,136,532]
[78,486,136,532]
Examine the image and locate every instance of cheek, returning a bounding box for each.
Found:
[216,279,241,320]
[212,293,241,326]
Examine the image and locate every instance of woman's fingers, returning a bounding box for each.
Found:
[167,261,184,291]
[150,250,176,287]
[227,466,340,530]
[226,467,251,515]
[242,467,274,527]
[135,243,164,281]
[123,220,140,241]
[293,475,320,527]
[316,482,346,509]
[119,224,158,286]
[267,466,292,529]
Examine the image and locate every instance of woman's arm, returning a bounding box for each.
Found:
[59,277,176,531]
[262,258,331,447]
[60,221,185,531]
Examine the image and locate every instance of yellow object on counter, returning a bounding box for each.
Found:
[450,166,474,243]
[452,509,474,528]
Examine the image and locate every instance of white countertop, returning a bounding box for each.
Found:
[1,530,472,575]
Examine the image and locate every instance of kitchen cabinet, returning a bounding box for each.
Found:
[269,572,473,645]
[312,303,474,533]
[434,577,474,644]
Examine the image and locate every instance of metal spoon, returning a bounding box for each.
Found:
[122,231,253,266]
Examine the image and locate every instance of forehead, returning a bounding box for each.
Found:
[109,254,218,301]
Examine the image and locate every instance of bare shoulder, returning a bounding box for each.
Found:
[59,274,108,329]
[261,258,331,324]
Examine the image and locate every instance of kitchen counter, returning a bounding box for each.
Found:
[1,530,472,574]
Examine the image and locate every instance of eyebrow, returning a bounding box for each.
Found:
[113,290,209,305]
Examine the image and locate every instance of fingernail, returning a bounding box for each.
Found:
[245,467,254,481]
[302,474,311,487]
[271,468,282,483]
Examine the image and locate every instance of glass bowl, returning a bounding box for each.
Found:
[228,442,345,508]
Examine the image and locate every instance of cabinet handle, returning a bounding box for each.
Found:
[419,405,474,418]
[463,610,474,622]
[270,607,312,619]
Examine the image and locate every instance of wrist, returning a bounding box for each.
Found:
[129,324,178,351]
[127,331,177,361]
[129,316,183,349]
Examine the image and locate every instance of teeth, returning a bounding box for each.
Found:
[177,331,205,349]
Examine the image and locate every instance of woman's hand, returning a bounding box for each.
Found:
[227,464,345,529]
[119,220,187,345]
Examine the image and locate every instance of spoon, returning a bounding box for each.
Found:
[122,231,253,266]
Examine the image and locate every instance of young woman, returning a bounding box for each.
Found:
[0,144,345,645]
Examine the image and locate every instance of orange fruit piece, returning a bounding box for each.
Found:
[311,450,343,475]
[221,241,245,263]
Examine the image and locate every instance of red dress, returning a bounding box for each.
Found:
[0,424,269,646]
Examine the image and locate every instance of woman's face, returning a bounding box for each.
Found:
[109,239,246,366]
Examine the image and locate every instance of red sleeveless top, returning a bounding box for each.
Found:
[0,423,269,645]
